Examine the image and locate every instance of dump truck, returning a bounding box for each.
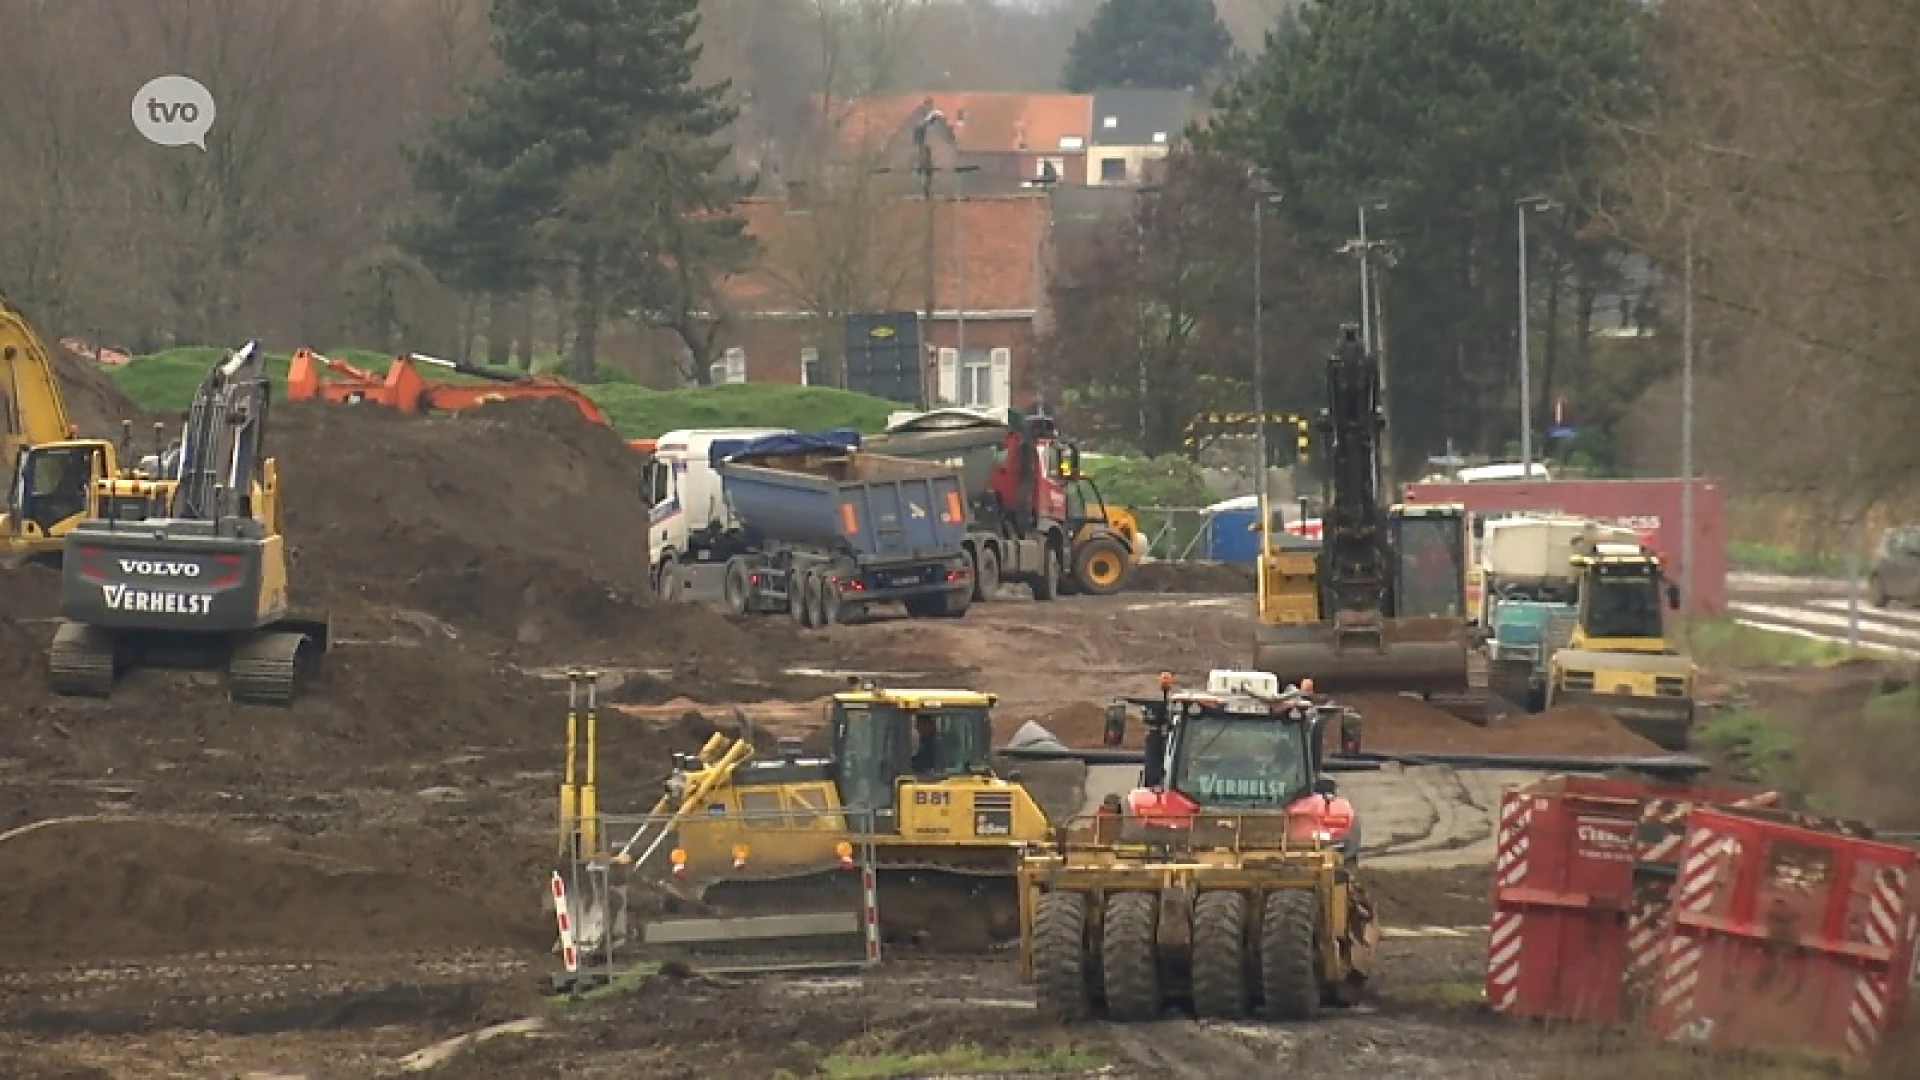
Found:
[1019,669,1378,1023]
[1546,539,1697,749]
[1253,326,1473,695]
[556,673,1051,952]
[647,428,974,623]
[47,342,330,705]
[865,408,1141,599]
[1479,515,1642,711]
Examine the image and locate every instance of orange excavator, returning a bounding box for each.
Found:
[286,349,652,452]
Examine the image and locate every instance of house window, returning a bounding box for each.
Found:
[1100,158,1127,183]
[1102,115,1118,130]
[962,352,992,408]
[710,346,746,385]
[800,347,823,386]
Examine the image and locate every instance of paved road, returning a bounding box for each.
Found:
[1726,570,1920,655]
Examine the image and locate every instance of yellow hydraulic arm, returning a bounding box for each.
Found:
[1,299,75,473]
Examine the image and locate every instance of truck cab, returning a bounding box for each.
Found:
[642,427,794,592]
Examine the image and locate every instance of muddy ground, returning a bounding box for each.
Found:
[3,392,1916,1076]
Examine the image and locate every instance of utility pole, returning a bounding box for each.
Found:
[1252,184,1282,511]
[1681,223,1696,634]
[1516,195,1554,476]
[1357,200,1387,352]
[1370,258,1397,494]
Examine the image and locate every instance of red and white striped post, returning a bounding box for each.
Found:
[550,871,579,974]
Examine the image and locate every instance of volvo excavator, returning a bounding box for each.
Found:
[2,299,167,566]
[1252,326,1473,695]
[47,342,329,705]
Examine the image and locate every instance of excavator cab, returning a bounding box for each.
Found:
[9,443,101,533]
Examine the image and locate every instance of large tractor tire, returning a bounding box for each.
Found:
[1259,890,1322,1021]
[1191,891,1251,1019]
[1101,891,1161,1022]
[1072,536,1131,596]
[1032,892,1091,1024]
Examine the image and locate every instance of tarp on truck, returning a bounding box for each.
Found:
[712,428,862,466]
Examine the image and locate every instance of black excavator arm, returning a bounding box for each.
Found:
[1314,325,1393,624]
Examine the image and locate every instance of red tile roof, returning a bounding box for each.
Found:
[834,92,1093,155]
[721,194,1052,317]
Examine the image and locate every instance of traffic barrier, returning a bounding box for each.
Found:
[1485,775,1776,1023]
[1646,809,1920,1062]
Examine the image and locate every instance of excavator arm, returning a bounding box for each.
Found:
[172,341,270,522]
[1,299,75,470]
[1317,326,1392,624]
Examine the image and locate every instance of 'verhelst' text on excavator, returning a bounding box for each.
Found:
[1253,326,1472,694]
[1,299,168,566]
[47,342,330,705]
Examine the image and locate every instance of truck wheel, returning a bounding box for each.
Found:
[1032,892,1091,1024]
[723,560,752,617]
[788,571,812,627]
[971,545,1001,603]
[656,559,683,603]
[1259,890,1322,1021]
[1072,536,1130,596]
[812,574,840,626]
[1191,891,1251,1019]
[1032,542,1061,602]
[1101,892,1160,1022]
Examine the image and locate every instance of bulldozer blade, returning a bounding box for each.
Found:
[701,867,1019,952]
[1254,619,1469,696]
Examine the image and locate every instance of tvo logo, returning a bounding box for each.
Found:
[119,559,201,578]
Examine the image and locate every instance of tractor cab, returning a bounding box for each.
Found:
[1101,670,1360,857]
[828,683,997,831]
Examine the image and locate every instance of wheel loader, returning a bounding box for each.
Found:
[46,342,330,705]
[556,675,1050,954]
[1019,669,1378,1023]
[1544,539,1696,749]
[1253,325,1473,696]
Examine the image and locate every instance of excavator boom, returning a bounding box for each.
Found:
[1,300,74,460]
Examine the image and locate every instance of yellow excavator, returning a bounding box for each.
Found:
[1,299,168,566]
[46,342,330,705]
[1544,539,1696,749]
[557,676,1050,953]
[1253,326,1473,694]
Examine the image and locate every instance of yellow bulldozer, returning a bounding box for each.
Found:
[1544,539,1696,749]
[1251,327,1473,695]
[557,674,1051,954]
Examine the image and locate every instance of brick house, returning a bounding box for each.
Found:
[692,191,1055,409]
[1087,89,1196,187]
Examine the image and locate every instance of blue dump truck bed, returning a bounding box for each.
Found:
[716,430,969,563]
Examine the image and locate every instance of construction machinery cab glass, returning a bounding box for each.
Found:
[1168,708,1312,807]
[1391,507,1468,620]
[830,693,993,822]
[1584,562,1667,639]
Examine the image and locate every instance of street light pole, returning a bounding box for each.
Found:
[1516,196,1554,476]
[1357,200,1386,352]
[1681,223,1696,629]
[1252,186,1282,510]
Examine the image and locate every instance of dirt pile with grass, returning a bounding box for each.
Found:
[0,818,539,963]
[1129,560,1256,593]
[1344,695,1663,755]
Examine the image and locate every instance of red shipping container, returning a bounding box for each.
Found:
[1401,478,1726,616]
[1647,809,1920,1063]
[1486,775,1772,1022]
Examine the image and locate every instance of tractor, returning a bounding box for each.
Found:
[1017,670,1378,1023]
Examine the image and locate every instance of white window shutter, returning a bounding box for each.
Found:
[989,348,1012,408]
[937,348,959,405]
[724,346,746,384]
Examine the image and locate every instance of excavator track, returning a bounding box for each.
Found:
[227,630,312,707]
[46,621,117,698]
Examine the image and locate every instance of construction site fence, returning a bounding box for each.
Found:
[1130,506,1224,561]
[1486,775,1920,1066]
[552,807,883,989]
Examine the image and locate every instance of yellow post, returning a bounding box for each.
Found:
[581,669,601,856]
[559,669,580,859]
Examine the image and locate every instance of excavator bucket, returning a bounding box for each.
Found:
[1254,614,1469,696]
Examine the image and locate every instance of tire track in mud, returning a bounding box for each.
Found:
[1107,1020,1271,1078]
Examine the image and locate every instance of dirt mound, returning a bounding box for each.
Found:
[1129,560,1255,593]
[1342,694,1662,756]
[268,398,828,676]
[54,344,143,438]
[998,701,1140,749]
[0,818,536,962]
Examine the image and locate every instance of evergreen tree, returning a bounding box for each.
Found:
[1203,0,1651,465]
[397,0,746,377]
[1063,0,1234,92]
